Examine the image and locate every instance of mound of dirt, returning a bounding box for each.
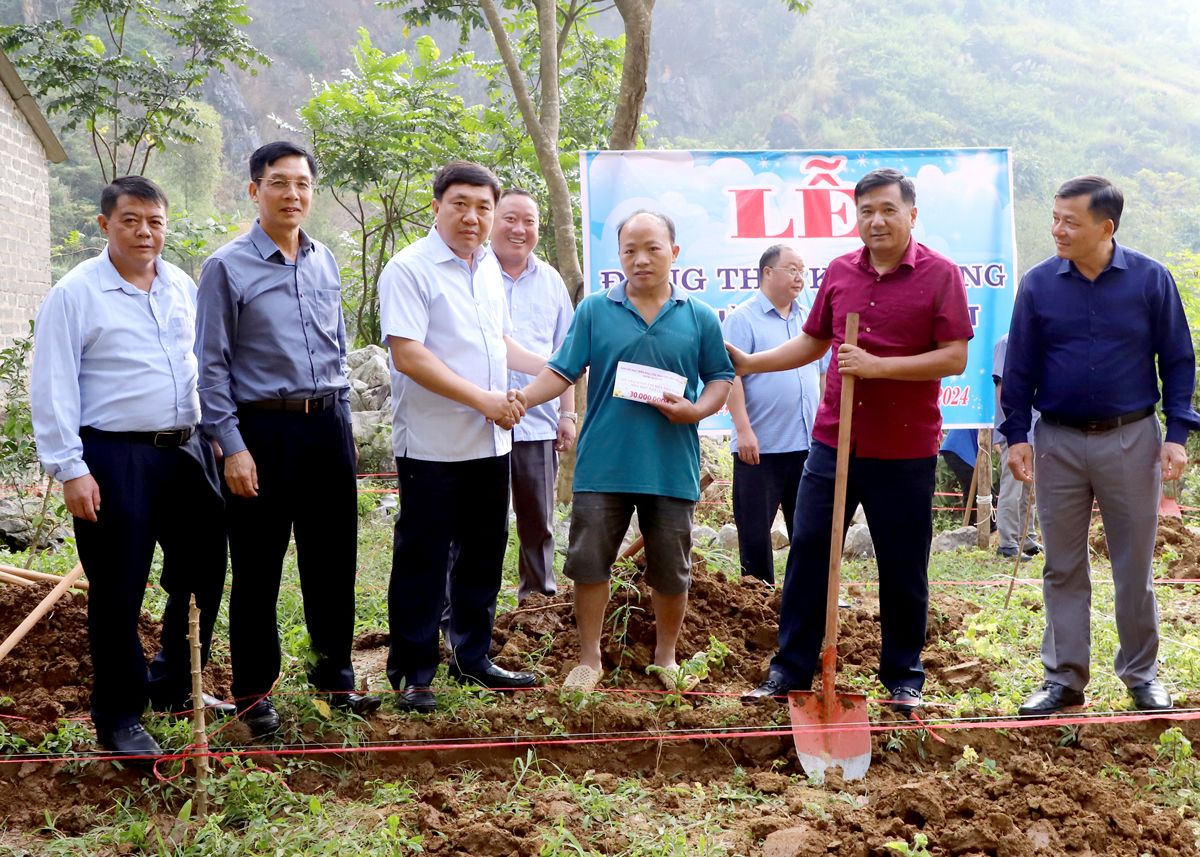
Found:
[0,582,98,738]
[492,563,983,695]
[0,582,229,742]
[1091,514,1200,579]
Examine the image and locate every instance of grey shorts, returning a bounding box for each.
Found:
[563,492,694,596]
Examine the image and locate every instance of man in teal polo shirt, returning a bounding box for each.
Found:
[515,210,734,692]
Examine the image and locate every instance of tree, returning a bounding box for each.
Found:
[1,0,268,183]
[388,0,657,303]
[298,30,488,345]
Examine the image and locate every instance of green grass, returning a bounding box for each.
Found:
[7,488,1200,854]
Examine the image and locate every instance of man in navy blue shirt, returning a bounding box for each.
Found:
[1000,175,1200,715]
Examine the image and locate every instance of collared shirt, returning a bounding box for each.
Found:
[499,250,574,442]
[722,290,827,454]
[32,247,200,482]
[548,280,735,502]
[805,240,973,459]
[1000,241,1200,446]
[380,227,512,462]
[195,220,349,456]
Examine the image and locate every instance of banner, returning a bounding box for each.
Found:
[580,149,1018,431]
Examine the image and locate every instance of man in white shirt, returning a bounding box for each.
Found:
[31,176,230,759]
[491,189,576,601]
[379,162,545,712]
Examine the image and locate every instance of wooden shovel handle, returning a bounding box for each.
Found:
[821,313,860,695]
[0,562,85,663]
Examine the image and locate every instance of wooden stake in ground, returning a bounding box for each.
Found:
[188,593,209,818]
[0,562,84,663]
[975,429,993,549]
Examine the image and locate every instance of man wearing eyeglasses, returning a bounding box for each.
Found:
[722,245,827,583]
[196,141,380,736]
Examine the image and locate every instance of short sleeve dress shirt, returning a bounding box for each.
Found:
[805,240,974,459]
[380,227,513,462]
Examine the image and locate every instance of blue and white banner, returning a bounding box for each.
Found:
[580,149,1018,430]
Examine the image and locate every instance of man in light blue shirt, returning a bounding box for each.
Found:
[493,189,576,601]
[196,141,379,736]
[379,161,545,712]
[723,245,826,583]
[32,176,229,760]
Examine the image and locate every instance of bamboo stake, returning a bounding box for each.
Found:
[961,466,978,528]
[0,562,84,663]
[0,563,90,590]
[0,569,33,587]
[188,593,209,817]
[976,429,993,550]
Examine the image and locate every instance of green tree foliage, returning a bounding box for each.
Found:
[646,0,1200,272]
[0,0,268,183]
[298,30,487,345]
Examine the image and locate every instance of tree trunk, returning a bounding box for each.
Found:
[609,0,655,150]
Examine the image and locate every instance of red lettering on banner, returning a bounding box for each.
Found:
[730,188,794,239]
[728,156,858,239]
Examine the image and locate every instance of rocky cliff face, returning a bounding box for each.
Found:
[205,74,261,171]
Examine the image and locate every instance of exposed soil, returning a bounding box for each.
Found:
[1091,514,1200,579]
[2,566,1199,856]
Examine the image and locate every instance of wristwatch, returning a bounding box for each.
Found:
[559,411,578,423]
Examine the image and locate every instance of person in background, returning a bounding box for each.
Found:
[491,189,577,602]
[722,244,826,583]
[992,333,1041,560]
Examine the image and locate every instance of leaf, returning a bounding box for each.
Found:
[177,799,192,823]
[312,698,332,719]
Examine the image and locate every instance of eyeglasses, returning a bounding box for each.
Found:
[769,265,806,280]
[257,178,314,193]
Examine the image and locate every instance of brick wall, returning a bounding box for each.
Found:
[0,79,52,351]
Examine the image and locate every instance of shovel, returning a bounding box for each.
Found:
[788,312,871,783]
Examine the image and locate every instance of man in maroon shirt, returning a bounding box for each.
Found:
[730,168,972,715]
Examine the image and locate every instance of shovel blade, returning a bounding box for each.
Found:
[788,690,872,783]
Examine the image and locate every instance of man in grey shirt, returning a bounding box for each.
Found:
[196,141,380,735]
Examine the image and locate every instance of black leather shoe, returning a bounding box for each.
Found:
[740,671,809,704]
[1023,540,1044,556]
[888,686,922,718]
[396,686,436,713]
[1129,679,1173,711]
[997,547,1031,562]
[327,691,382,715]
[97,723,163,759]
[159,693,237,718]
[1018,681,1085,716]
[449,662,537,689]
[241,699,282,737]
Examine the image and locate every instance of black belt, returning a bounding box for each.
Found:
[1039,406,1155,433]
[81,426,195,448]
[240,393,336,414]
